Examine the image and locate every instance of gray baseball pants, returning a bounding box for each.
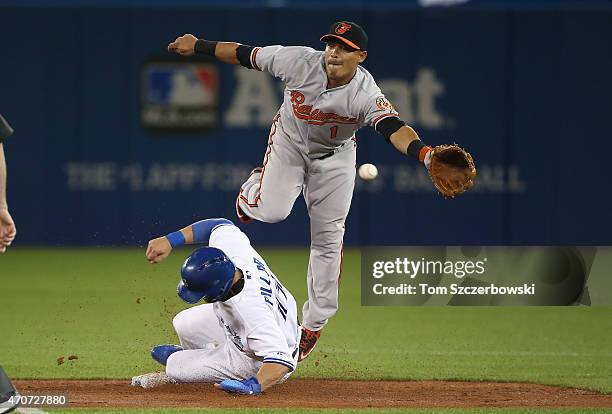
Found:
[238,127,356,332]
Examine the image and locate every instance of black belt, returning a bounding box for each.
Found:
[315,151,335,161]
[314,140,355,161]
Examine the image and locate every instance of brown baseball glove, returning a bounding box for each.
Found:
[427,144,476,197]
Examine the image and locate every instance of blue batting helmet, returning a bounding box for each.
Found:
[177,247,236,304]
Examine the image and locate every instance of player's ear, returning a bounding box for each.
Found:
[358,51,367,63]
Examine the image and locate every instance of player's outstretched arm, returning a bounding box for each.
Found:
[369,99,433,168]
[215,363,290,394]
[168,34,242,65]
[388,125,476,197]
[168,34,309,83]
[385,124,434,168]
[145,218,234,264]
[389,125,421,158]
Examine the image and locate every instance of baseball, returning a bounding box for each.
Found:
[358,163,378,180]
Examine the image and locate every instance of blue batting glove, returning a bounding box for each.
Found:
[217,376,262,395]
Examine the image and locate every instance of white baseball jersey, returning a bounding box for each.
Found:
[209,224,299,371]
[250,45,399,157]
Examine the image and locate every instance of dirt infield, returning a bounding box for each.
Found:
[13,379,612,409]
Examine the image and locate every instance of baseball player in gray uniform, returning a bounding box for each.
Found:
[169,21,438,361]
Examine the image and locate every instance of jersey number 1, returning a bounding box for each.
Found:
[330,126,338,139]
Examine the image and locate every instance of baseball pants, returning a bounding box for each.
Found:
[238,130,356,332]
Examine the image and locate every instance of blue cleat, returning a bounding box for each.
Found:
[151,344,183,366]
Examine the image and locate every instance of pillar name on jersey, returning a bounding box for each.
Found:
[225,67,448,130]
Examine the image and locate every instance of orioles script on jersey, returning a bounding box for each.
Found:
[290,91,358,126]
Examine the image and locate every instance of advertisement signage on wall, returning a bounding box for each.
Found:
[141,61,219,132]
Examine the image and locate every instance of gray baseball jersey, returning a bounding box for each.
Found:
[251,46,399,157]
[238,45,399,332]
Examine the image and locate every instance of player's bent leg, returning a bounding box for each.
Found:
[165,342,261,383]
[172,303,226,349]
[236,167,262,223]
[237,133,306,224]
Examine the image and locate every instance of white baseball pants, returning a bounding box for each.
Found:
[165,304,261,383]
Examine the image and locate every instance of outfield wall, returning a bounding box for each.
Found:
[1,3,611,246]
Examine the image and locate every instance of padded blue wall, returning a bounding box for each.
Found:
[1,4,611,245]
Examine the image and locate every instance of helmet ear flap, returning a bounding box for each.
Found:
[177,279,206,304]
[178,247,236,304]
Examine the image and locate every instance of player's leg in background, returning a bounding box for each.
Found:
[172,303,225,349]
[237,120,307,223]
[165,341,261,383]
[301,143,356,331]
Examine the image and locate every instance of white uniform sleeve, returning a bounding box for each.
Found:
[251,45,317,84]
[247,322,296,372]
[209,225,253,262]
[361,92,400,129]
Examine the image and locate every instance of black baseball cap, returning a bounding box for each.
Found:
[320,21,368,51]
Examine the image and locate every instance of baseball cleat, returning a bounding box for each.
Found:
[151,344,183,366]
[298,326,321,362]
[131,371,176,389]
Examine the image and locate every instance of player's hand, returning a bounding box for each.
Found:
[215,376,262,395]
[0,209,16,253]
[146,236,172,264]
[168,34,198,56]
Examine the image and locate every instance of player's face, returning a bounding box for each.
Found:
[324,41,367,83]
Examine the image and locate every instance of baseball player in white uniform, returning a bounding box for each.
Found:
[132,218,299,394]
[168,21,438,360]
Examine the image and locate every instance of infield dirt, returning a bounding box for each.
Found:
[14,379,612,409]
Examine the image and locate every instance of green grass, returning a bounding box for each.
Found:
[1,248,611,393]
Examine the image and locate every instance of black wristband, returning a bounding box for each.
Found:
[194,39,218,57]
[375,116,404,143]
[236,44,256,69]
[407,139,431,162]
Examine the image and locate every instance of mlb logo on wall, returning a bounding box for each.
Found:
[141,61,218,132]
